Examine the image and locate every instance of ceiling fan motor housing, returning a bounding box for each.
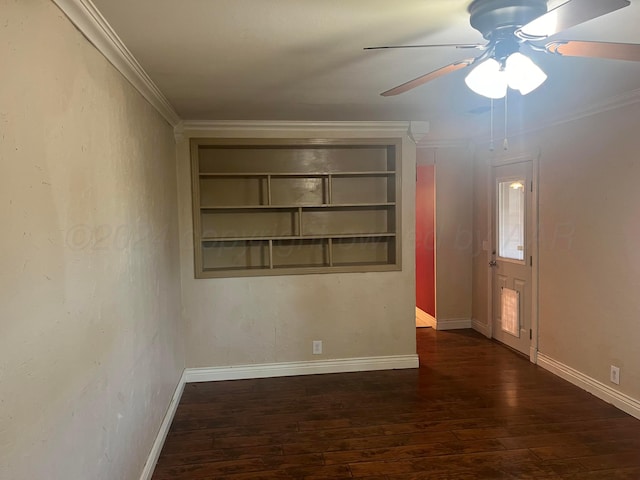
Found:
[468,0,548,39]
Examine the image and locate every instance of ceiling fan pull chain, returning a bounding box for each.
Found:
[503,90,509,151]
[489,98,495,151]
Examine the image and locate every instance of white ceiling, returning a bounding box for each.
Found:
[91,0,640,139]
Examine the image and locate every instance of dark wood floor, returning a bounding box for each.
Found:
[152,328,640,479]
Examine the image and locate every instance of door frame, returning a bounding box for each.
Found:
[486,151,540,363]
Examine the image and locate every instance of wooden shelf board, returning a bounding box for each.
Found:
[305,233,395,240]
[201,204,311,210]
[302,203,396,209]
[199,171,395,177]
[200,203,395,210]
[202,233,396,243]
[331,171,396,176]
[332,261,394,267]
[197,262,400,278]
[199,173,267,177]
[202,265,271,272]
[202,236,292,242]
[273,263,331,269]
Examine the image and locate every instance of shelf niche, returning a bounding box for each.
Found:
[191,138,402,278]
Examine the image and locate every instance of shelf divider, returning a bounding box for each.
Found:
[298,207,303,237]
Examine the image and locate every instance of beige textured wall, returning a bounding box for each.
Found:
[0,2,183,479]
[176,128,416,367]
[471,102,640,401]
[429,147,475,322]
[537,104,640,400]
[471,149,490,331]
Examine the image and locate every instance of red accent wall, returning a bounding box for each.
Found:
[416,164,435,316]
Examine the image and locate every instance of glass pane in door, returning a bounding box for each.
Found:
[498,179,525,261]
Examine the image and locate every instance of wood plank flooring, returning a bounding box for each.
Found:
[152,329,640,479]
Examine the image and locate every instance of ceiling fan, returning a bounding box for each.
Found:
[367,0,640,99]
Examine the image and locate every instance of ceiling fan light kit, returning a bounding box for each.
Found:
[505,52,547,94]
[464,58,508,99]
[464,51,547,99]
[367,0,639,99]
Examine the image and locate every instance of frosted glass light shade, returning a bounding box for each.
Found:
[506,52,547,95]
[464,58,508,99]
[464,53,547,98]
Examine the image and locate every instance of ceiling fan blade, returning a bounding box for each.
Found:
[516,0,630,40]
[365,43,485,51]
[546,40,640,62]
[381,59,474,97]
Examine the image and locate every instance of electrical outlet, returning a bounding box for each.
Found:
[610,365,620,385]
[312,340,322,355]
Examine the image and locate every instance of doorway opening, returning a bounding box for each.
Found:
[416,162,436,328]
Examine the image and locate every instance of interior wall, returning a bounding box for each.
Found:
[415,162,436,317]
[0,2,184,479]
[424,146,475,322]
[472,101,640,402]
[471,149,491,332]
[176,127,417,368]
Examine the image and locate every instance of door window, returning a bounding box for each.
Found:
[498,178,525,261]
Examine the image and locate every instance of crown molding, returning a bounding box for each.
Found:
[52,0,640,140]
[543,87,640,131]
[408,121,430,144]
[52,0,181,127]
[417,139,473,149]
[177,120,411,136]
[473,87,640,146]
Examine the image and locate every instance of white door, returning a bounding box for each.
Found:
[491,161,533,356]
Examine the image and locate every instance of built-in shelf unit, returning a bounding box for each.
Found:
[190,138,402,278]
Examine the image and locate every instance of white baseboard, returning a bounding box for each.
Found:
[529,345,538,364]
[185,355,419,383]
[435,318,472,330]
[471,318,491,338]
[537,353,640,420]
[139,370,186,480]
[140,354,417,477]
[415,307,436,328]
